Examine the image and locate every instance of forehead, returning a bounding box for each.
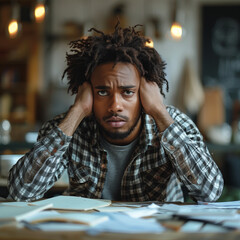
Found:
[91,62,141,86]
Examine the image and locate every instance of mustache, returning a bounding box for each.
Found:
[103,114,129,121]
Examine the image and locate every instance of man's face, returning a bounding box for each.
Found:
[91,62,142,145]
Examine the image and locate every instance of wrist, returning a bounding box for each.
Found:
[58,105,86,136]
[151,107,174,132]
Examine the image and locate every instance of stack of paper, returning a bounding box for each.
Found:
[0,196,111,229]
[29,196,111,211]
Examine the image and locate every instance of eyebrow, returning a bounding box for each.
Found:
[94,85,136,89]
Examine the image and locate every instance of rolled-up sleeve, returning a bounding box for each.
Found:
[8,116,72,201]
[161,107,224,202]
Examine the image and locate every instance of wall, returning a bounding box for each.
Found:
[42,0,240,121]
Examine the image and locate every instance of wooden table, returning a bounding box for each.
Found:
[1,201,240,240]
[1,227,240,240]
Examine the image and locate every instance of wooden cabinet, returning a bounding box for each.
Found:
[0,62,28,123]
[0,4,43,125]
[0,45,40,124]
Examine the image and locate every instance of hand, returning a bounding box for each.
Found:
[140,77,174,132]
[58,82,93,136]
[140,77,165,117]
[73,82,93,118]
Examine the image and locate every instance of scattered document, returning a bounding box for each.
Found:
[29,196,111,211]
[2,199,240,234]
[223,220,240,229]
[1,202,30,207]
[24,210,109,226]
[181,221,203,232]
[87,212,165,234]
[198,200,240,209]
[95,206,133,212]
[158,203,237,215]
[0,204,52,222]
[97,203,160,218]
[123,206,159,219]
[34,222,89,231]
[200,224,228,233]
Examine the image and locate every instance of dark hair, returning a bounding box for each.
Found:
[63,22,168,97]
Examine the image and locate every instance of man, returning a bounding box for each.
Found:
[8,23,223,202]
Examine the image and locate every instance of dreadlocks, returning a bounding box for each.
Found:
[63,21,169,97]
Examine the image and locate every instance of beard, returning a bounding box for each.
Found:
[97,113,142,140]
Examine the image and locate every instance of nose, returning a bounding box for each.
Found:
[108,94,123,113]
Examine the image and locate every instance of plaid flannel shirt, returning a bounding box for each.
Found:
[8,105,223,202]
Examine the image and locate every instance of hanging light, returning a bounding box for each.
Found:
[170,0,184,40]
[170,22,183,40]
[8,19,18,37]
[8,2,20,38]
[34,0,45,22]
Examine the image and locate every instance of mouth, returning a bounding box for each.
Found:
[105,116,127,128]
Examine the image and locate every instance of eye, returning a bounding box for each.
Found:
[97,90,108,96]
[123,90,134,96]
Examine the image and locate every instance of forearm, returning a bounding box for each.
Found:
[8,127,71,201]
[58,105,86,136]
[151,105,174,133]
[58,82,93,136]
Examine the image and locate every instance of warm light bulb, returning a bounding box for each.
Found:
[34,4,45,22]
[145,38,154,48]
[8,19,18,38]
[170,22,183,40]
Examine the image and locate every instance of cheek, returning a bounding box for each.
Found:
[130,97,141,112]
[93,99,105,117]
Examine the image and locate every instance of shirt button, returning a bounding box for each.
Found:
[170,145,175,150]
[101,164,106,169]
[163,137,167,142]
[188,175,193,181]
[51,148,57,155]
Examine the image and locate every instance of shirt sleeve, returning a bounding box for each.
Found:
[161,106,224,202]
[8,115,72,201]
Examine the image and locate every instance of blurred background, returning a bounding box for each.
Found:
[0,0,240,200]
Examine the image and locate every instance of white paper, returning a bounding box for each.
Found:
[23,210,165,233]
[24,210,109,226]
[191,214,240,223]
[35,222,89,231]
[1,202,30,207]
[0,204,52,222]
[200,224,228,232]
[223,220,240,229]
[29,196,111,210]
[181,221,203,232]
[198,200,240,209]
[123,207,158,218]
[96,206,133,212]
[87,212,165,234]
[158,203,237,215]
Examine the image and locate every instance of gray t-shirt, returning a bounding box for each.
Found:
[100,136,138,200]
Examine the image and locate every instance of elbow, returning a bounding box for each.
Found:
[8,176,43,202]
[188,173,224,203]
